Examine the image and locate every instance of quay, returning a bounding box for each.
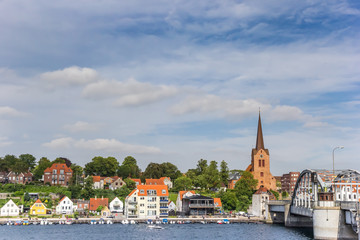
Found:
[0,216,264,225]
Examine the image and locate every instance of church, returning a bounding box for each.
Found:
[245,112,277,190]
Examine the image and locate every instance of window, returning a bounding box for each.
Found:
[140,189,144,194]
[258,160,261,167]
[260,172,264,177]
[60,169,64,174]
[162,190,166,194]
[262,160,265,167]
[140,197,144,200]
[53,169,57,175]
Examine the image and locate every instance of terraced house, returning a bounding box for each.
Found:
[125,185,169,219]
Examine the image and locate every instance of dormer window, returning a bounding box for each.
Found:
[162,190,166,194]
[140,189,144,194]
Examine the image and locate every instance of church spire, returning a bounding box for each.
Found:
[256,111,265,150]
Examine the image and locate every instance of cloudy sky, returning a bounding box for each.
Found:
[0,0,359,175]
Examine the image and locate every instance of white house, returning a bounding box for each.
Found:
[1,199,20,216]
[56,196,74,215]
[251,187,275,218]
[125,185,169,218]
[109,197,123,213]
[168,201,176,212]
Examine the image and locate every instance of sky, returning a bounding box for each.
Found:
[0,0,359,175]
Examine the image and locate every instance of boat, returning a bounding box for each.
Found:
[200,221,207,224]
[147,225,164,229]
[90,220,96,225]
[223,219,230,224]
[23,220,29,225]
[15,220,22,226]
[130,220,136,224]
[121,219,129,224]
[217,220,223,224]
[106,220,113,224]
[65,219,73,225]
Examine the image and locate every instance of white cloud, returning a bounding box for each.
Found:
[0,106,26,117]
[63,121,99,132]
[82,78,178,106]
[43,137,161,154]
[40,66,99,88]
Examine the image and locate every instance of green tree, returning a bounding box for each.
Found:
[32,157,52,181]
[117,156,141,178]
[196,159,208,175]
[84,156,119,177]
[70,164,83,185]
[19,154,36,170]
[282,191,289,199]
[81,176,94,199]
[220,160,229,187]
[204,160,220,189]
[143,162,162,179]
[270,190,279,200]
[234,171,258,212]
[174,176,193,191]
[160,162,182,180]
[218,190,238,211]
[24,192,31,202]
[124,178,136,190]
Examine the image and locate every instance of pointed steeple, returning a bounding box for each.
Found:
[256,111,265,150]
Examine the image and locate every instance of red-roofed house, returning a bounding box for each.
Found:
[92,176,126,190]
[213,198,222,212]
[89,196,108,212]
[145,177,172,189]
[125,185,169,218]
[43,163,72,186]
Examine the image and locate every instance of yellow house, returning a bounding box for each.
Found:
[30,199,47,215]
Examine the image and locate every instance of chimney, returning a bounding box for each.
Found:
[95,196,97,200]
[102,196,103,200]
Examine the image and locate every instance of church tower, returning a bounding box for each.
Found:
[245,112,276,190]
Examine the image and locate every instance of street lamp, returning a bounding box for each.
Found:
[332,146,344,175]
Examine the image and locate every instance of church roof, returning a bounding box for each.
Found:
[256,112,264,150]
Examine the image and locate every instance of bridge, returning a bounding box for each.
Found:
[266,169,360,239]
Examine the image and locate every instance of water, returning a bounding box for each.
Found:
[0,223,313,240]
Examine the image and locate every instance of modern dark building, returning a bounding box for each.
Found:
[182,195,214,215]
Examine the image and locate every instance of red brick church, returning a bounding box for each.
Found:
[245,112,277,190]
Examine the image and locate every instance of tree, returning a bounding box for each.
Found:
[124,178,136,190]
[219,190,238,211]
[220,160,229,187]
[196,159,208,175]
[143,163,163,179]
[234,171,258,199]
[160,162,182,180]
[11,158,30,174]
[117,156,141,178]
[52,157,72,167]
[24,192,31,202]
[32,157,52,181]
[19,154,36,170]
[84,156,119,176]
[81,176,94,199]
[174,176,193,191]
[234,171,258,212]
[204,161,220,189]
[282,191,289,199]
[270,190,279,200]
[70,164,83,185]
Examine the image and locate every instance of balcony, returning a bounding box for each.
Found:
[160,206,168,209]
[128,200,137,204]
[160,213,168,216]
[189,204,214,208]
[160,199,168,202]
[127,204,136,210]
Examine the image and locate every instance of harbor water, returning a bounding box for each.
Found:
[0,222,313,240]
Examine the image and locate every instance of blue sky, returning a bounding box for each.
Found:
[0,0,359,175]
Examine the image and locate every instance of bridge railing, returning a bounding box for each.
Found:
[340,201,359,210]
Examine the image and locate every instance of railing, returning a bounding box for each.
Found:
[189,204,214,208]
[160,199,168,202]
[160,213,168,216]
[128,200,137,204]
[160,206,168,209]
[340,201,358,210]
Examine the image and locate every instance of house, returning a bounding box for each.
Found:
[101,206,111,217]
[89,196,108,212]
[176,190,196,213]
[228,172,241,189]
[109,197,123,213]
[145,177,172,189]
[75,199,89,215]
[181,195,215,216]
[251,187,276,218]
[131,179,142,186]
[214,198,222,213]
[110,178,126,190]
[43,163,73,186]
[0,199,20,216]
[7,171,33,184]
[168,201,176,216]
[30,199,48,215]
[125,185,169,218]
[56,196,74,215]
[92,176,126,189]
